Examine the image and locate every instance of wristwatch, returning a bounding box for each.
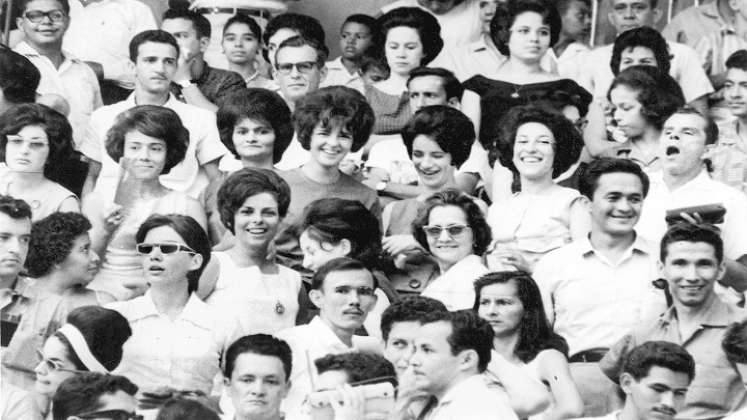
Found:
[375,181,388,192]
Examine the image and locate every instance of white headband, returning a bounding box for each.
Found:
[57,324,109,373]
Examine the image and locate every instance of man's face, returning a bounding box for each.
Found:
[724,68,747,118]
[418,0,459,14]
[133,41,178,94]
[384,321,421,376]
[225,352,289,420]
[310,269,378,334]
[590,172,644,237]
[659,113,709,178]
[222,22,260,66]
[561,0,591,41]
[608,0,660,34]
[408,75,452,112]
[161,17,206,61]
[621,367,690,420]
[17,0,68,46]
[660,241,724,308]
[0,213,31,280]
[274,45,325,104]
[339,22,373,60]
[409,321,463,397]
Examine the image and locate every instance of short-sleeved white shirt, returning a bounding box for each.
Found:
[321,56,365,94]
[423,374,518,420]
[421,254,489,311]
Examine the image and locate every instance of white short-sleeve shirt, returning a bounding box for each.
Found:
[423,374,518,420]
[421,254,489,311]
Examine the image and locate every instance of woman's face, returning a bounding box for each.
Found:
[232,118,276,163]
[139,225,201,287]
[619,46,658,73]
[233,192,281,251]
[308,123,353,169]
[34,335,80,397]
[508,11,552,62]
[477,280,525,337]
[299,229,348,271]
[512,121,556,180]
[385,26,425,76]
[57,233,100,287]
[123,130,167,179]
[609,84,648,139]
[425,205,475,268]
[412,135,454,190]
[5,125,50,173]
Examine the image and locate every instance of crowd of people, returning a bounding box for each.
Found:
[2,0,747,418]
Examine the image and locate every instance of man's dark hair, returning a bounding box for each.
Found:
[224,334,293,380]
[16,0,70,15]
[315,352,397,387]
[275,34,329,67]
[380,296,446,342]
[162,8,211,39]
[401,105,475,168]
[622,341,695,382]
[555,0,591,16]
[420,310,494,373]
[223,13,262,40]
[25,212,92,278]
[52,373,138,420]
[0,195,32,220]
[726,49,747,72]
[310,257,374,291]
[668,106,719,146]
[578,157,650,199]
[0,46,40,105]
[610,27,671,76]
[217,168,291,233]
[263,13,326,63]
[722,320,747,365]
[407,67,464,101]
[660,222,724,264]
[129,30,180,62]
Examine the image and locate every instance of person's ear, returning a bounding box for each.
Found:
[188,252,203,271]
[199,36,210,53]
[338,238,352,257]
[447,97,461,109]
[657,259,665,278]
[652,7,662,24]
[319,64,328,83]
[458,349,479,371]
[620,372,635,394]
[607,11,616,26]
[309,288,323,310]
[717,259,727,281]
[281,379,291,398]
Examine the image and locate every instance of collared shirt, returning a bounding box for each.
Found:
[79,93,227,198]
[275,316,383,420]
[321,56,365,93]
[421,255,489,311]
[62,0,157,88]
[548,42,591,83]
[637,169,747,260]
[532,235,665,356]
[695,25,747,76]
[663,1,727,48]
[602,140,661,173]
[170,65,246,107]
[422,374,518,420]
[13,41,103,147]
[710,119,747,191]
[107,292,240,394]
[600,298,747,420]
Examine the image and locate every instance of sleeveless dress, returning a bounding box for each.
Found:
[0,166,77,222]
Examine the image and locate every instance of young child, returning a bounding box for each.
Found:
[358,48,390,89]
[221,14,274,88]
[322,14,378,93]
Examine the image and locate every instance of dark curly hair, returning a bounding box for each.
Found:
[490,0,562,57]
[0,103,75,180]
[315,352,398,387]
[496,104,583,178]
[0,195,32,220]
[217,168,291,234]
[607,65,685,130]
[412,189,492,256]
[217,89,293,164]
[293,86,374,153]
[610,27,671,76]
[380,295,446,342]
[378,7,444,66]
[622,341,695,382]
[25,212,91,278]
[105,105,189,175]
[402,105,475,169]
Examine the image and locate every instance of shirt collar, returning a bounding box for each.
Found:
[308,316,357,350]
[14,41,81,65]
[434,374,485,409]
[578,233,652,257]
[128,291,214,329]
[126,92,179,107]
[660,295,735,328]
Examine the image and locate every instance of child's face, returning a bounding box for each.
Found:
[222,22,260,65]
[360,66,389,86]
[308,122,354,169]
[339,22,373,60]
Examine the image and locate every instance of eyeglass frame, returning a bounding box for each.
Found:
[35,349,88,374]
[275,60,319,75]
[23,9,67,23]
[421,224,472,239]
[135,243,197,255]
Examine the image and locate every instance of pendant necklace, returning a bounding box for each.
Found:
[257,262,285,315]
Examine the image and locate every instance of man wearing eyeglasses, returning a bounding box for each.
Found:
[13,0,103,147]
[52,372,140,420]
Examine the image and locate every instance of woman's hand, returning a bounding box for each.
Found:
[383,235,422,256]
[101,204,125,233]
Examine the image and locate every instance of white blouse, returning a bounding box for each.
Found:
[421,255,488,311]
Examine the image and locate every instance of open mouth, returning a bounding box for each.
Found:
[666,146,680,156]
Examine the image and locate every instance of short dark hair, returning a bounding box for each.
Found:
[610,27,671,76]
[0,103,75,179]
[621,341,695,382]
[129,30,180,62]
[223,13,262,40]
[217,168,291,233]
[359,47,390,75]
[490,0,561,56]
[25,212,91,277]
[412,189,492,256]
[105,105,188,175]
[156,398,219,420]
[378,7,443,66]
[162,8,211,38]
[343,13,378,33]
[135,214,211,293]
[315,352,397,387]
[726,49,747,71]
[555,0,590,16]
[16,0,70,15]
[275,34,329,67]
[310,257,374,291]
[402,105,475,168]
[578,157,650,199]
[421,310,494,373]
[300,198,382,270]
[660,222,724,264]
[407,67,464,101]
[722,320,747,365]
[0,46,40,105]
[668,106,719,146]
[224,334,293,380]
[263,12,326,62]
[217,89,293,163]
[0,195,32,220]
[293,86,374,153]
[496,104,583,178]
[380,295,447,342]
[608,66,684,130]
[52,373,138,420]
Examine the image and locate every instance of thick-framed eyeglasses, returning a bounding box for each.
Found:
[135,243,196,255]
[75,409,143,420]
[276,61,318,75]
[23,9,66,23]
[421,224,471,239]
[35,349,87,374]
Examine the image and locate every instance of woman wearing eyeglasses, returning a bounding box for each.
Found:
[83,105,207,301]
[411,189,492,310]
[107,214,240,408]
[0,103,79,221]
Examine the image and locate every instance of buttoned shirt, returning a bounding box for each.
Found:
[321,56,365,93]
[663,1,728,48]
[532,235,666,356]
[14,41,103,147]
[80,93,227,198]
[107,292,240,394]
[421,254,489,311]
[695,25,747,76]
[422,374,518,420]
[275,316,382,420]
[637,170,747,260]
[600,298,747,420]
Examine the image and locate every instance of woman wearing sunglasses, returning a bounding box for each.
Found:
[411,189,492,310]
[83,105,207,301]
[107,214,240,408]
[33,305,132,420]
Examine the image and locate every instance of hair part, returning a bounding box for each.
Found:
[129,30,180,62]
[407,67,464,101]
[0,195,32,220]
[310,257,375,291]
[490,0,562,56]
[610,27,671,76]
[607,66,684,130]
[378,7,444,65]
[420,310,494,373]
[315,352,398,387]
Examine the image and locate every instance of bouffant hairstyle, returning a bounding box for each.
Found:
[217,89,293,163]
[0,103,75,180]
[496,104,583,178]
[293,86,374,153]
[490,0,562,56]
[401,105,475,168]
[105,105,189,175]
[610,26,671,76]
[378,7,443,66]
[25,212,92,278]
[411,189,492,256]
[607,65,685,130]
[217,168,291,234]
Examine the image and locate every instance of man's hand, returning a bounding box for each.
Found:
[85,61,104,80]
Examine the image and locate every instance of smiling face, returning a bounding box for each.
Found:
[17,0,68,47]
[307,122,353,169]
[233,192,280,251]
[659,112,708,178]
[5,125,50,173]
[512,121,556,181]
[561,0,591,41]
[621,366,691,420]
[610,84,648,139]
[57,233,100,286]
[222,22,261,66]
[34,335,79,397]
[226,352,289,420]
[274,45,325,104]
[134,41,178,94]
[232,118,276,163]
[477,281,525,338]
[661,241,724,308]
[619,46,658,72]
[340,21,373,60]
[724,68,747,118]
[310,269,377,334]
[412,135,454,190]
[385,26,425,77]
[608,0,660,34]
[0,213,31,280]
[425,205,475,269]
[384,321,422,376]
[508,11,552,62]
[589,172,644,237]
[123,130,167,179]
[140,225,202,287]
